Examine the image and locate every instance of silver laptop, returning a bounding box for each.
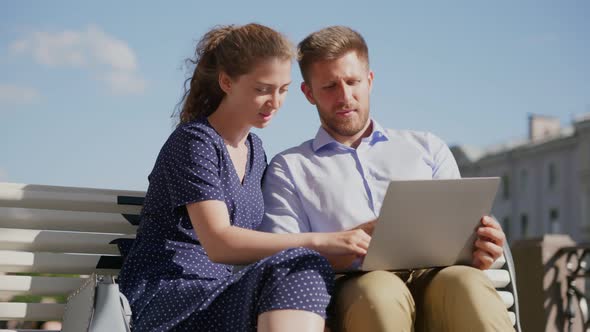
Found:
[360,177,500,271]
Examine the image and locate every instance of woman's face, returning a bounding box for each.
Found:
[223,57,292,129]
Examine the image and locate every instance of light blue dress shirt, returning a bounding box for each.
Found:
[260,119,461,234]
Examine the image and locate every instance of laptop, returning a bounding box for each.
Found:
[360,177,500,271]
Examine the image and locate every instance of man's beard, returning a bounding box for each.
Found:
[318,107,370,137]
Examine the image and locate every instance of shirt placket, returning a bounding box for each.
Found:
[352,143,377,217]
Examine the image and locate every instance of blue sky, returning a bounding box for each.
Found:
[1,1,588,190]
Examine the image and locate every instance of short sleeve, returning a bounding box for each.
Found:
[163,126,225,209]
[427,132,461,179]
[259,155,312,234]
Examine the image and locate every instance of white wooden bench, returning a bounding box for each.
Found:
[0,182,523,331]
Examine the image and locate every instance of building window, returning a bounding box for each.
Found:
[583,190,590,227]
[503,217,510,243]
[521,214,528,238]
[550,208,560,233]
[502,174,510,200]
[548,163,557,191]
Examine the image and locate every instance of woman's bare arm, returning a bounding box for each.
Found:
[187,200,371,265]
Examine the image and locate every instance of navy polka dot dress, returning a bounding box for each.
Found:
[118,118,334,331]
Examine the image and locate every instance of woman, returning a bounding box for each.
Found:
[118,23,371,332]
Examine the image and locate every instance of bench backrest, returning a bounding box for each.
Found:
[0,182,520,330]
[0,183,142,327]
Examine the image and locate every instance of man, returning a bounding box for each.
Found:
[260,26,513,331]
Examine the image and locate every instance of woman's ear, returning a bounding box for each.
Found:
[219,72,232,94]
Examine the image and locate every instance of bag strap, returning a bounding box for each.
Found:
[119,292,132,331]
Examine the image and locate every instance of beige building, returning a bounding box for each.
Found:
[451,114,590,243]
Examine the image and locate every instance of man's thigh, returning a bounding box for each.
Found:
[408,266,513,332]
[328,270,415,332]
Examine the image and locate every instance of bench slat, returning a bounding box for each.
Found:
[483,269,510,288]
[490,255,506,269]
[0,207,138,233]
[508,311,516,325]
[497,290,514,309]
[0,183,144,214]
[0,228,131,254]
[0,250,120,274]
[0,330,59,332]
[0,275,86,297]
[0,182,144,197]
[0,302,64,320]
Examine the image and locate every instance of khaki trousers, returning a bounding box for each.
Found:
[328,266,514,332]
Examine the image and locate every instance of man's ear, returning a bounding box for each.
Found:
[368,70,374,92]
[300,82,316,105]
[219,72,232,94]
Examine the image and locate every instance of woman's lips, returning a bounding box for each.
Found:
[259,112,273,121]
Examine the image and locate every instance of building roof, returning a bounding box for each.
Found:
[452,121,580,164]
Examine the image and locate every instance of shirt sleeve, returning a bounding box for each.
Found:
[259,155,312,234]
[163,126,226,209]
[427,132,461,179]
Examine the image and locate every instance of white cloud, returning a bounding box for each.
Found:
[86,26,137,71]
[10,30,85,67]
[104,71,146,95]
[0,84,40,105]
[9,25,145,95]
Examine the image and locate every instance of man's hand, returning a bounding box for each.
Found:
[472,216,505,270]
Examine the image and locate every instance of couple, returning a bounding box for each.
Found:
[118,24,513,331]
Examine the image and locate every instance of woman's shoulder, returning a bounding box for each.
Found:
[173,118,220,142]
[163,119,224,152]
[155,119,224,164]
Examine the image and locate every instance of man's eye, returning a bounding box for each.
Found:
[322,84,336,90]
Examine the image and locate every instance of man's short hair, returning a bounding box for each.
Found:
[297,26,369,83]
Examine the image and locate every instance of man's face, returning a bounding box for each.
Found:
[301,51,374,141]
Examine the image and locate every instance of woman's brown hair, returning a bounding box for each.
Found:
[176,23,294,124]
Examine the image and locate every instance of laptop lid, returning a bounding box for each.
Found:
[361,177,500,271]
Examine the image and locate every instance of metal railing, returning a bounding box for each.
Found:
[560,245,590,332]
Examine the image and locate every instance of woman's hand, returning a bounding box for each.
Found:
[310,229,372,256]
[353,220,377,236]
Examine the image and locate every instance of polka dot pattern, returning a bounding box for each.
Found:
[118,118,334,331]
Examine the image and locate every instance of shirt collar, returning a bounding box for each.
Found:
[311,118,390,152]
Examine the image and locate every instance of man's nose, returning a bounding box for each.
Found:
[337,83,353,105]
